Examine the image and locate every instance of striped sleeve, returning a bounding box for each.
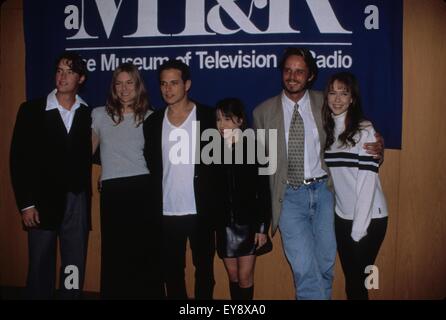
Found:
[325,152,379,172]
[351,125,380,242]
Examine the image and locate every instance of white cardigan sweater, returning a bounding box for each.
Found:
[324,112,388,242]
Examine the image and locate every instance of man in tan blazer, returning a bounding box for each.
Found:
[253,48,381,300]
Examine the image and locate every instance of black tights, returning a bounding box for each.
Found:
[335,215,387,300]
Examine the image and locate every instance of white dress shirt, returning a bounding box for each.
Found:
[45,89,87,133]
[282,90,327,179]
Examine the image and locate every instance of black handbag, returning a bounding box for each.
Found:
[255,235,273,256]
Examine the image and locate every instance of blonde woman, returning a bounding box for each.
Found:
[92,63,163,299]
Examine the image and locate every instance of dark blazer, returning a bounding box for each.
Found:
[143,103,219,225]
[10,98,92,230]
[217,137,272,233]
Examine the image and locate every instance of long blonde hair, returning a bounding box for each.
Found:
[106,63,150,126]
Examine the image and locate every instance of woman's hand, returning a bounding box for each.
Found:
[255,233,267,249]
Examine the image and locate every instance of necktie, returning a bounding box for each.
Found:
[287,103,305,186]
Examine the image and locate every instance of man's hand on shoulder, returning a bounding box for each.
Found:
[364,132,385,163]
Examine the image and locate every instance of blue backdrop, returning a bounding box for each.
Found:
[24,0,402,148]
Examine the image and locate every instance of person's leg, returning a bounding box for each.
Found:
[353,217,388,300]
[237,255,256,288]
[362,217,387,267]
[163,215,190,299]
[223,257,239,283]
[99,179,127,299]
[190,217,215,300]
[237,255,256,300]
[312,180,336,299]
[137,176,165,299]
[143,218,165,299]
[223,257,240,299]
[119,175,165,299]
[279,185,325,300]
[26,228,57,299]
[335,214,359,299]
[348,245,370,300]
[58,192,89,299]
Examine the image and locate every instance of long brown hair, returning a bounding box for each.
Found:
[322,72,365,149]
[106,63,150,126]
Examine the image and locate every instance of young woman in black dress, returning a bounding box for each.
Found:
[215,98,272,300]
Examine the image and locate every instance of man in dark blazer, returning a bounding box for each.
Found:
[143,59,217,300]
[10,52,92,299]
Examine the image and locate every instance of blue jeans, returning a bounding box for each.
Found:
[279,180,336,300]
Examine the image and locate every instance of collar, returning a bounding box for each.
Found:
[45,89,87,112]
[281,90,310,111]
[332,111,347,130]
[332,110,347,121]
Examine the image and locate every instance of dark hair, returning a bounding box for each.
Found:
[322,72,365,149]
[280,47,318,88]
[106,63,150,126]
[158,59,191,82]
[55,51,88,80]
[216,97,248,130]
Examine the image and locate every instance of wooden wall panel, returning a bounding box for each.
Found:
[0,0,27,287]
[370,151,400,299]
[395,0,446,299]
[1,0,445,300]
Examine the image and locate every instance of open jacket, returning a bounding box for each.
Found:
[216,136,271,233]
[10,98,92,230]
[142,103,220,226]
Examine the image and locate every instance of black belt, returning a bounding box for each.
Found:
[288,175,328,188]
[303,175,328,185]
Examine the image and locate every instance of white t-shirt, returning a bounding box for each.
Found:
[162,106,197,216]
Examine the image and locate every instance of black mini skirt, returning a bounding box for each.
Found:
[216,223,256,258]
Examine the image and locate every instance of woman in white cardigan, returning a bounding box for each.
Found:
[322,72,388,300]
